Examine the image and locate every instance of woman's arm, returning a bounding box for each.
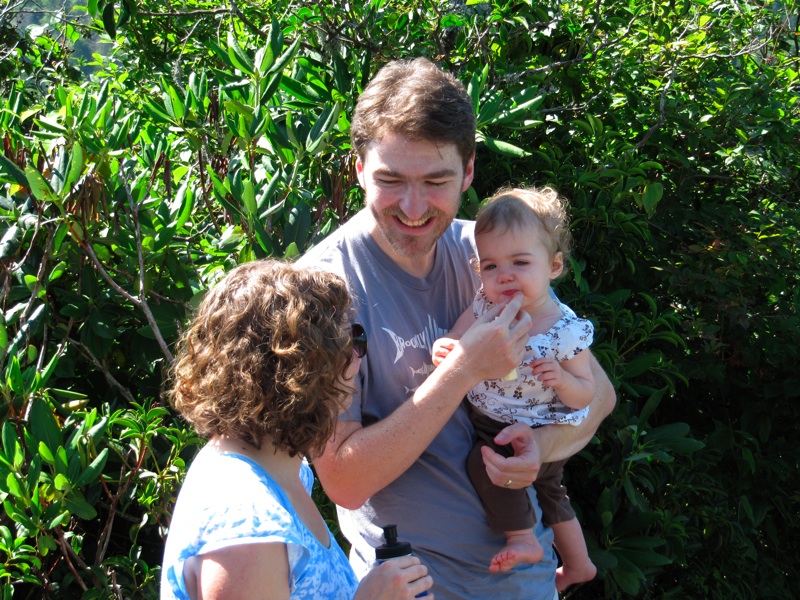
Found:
[187,544,433,600]
[187,543,290,600]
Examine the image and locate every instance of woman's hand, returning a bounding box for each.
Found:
[355,555,434,600]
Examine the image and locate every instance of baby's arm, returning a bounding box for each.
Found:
[530,348,595,409]
[432,306,476,367]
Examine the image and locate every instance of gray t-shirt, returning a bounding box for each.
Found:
[299,209,557,599]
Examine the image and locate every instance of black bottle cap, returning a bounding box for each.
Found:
[375,524,413,560]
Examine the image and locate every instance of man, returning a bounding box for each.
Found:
[299,58,615,599]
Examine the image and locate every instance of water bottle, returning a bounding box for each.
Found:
[376,524,428,596]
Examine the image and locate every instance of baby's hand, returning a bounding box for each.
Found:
[530,358,563,389]
[432,337,458,367]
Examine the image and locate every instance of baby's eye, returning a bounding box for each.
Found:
[482,264,496,271]
[514,260,529,266]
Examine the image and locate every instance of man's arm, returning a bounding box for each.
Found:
[314,295,531,509]
[479,354,616,488]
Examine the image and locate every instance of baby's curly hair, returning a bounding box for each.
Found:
[168,259,355,459]
[475,186,573,268]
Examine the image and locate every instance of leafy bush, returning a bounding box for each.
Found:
[0,0,797,597]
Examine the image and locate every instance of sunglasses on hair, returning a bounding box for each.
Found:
[351,323,368,358]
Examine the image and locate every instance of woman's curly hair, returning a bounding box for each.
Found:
[475,186,573,270]
[168,259,355,458]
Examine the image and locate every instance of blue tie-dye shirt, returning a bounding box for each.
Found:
[161,446,358,599]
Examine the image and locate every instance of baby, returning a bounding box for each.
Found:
[433,187,597,591]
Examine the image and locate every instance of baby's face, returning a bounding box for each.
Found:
[475,224,563,313]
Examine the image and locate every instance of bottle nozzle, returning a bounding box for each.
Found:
[382,524,398,545]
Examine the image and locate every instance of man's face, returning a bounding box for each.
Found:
[356,132,474,275]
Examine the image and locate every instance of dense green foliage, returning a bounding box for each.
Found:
[1,0,798,597]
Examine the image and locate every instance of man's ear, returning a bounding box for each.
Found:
[461,155,475,192]
[355,156,365,188]
[550,252,564,279]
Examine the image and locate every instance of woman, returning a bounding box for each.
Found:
[161,260,433,599]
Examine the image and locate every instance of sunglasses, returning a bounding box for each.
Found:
[351,323,368,358]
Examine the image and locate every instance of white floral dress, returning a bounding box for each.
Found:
[467,289,594,426]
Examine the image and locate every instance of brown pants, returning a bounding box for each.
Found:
[468,409,576,532]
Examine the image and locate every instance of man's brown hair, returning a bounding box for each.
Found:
[351,57,476,169]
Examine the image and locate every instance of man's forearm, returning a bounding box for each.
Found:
[315,298,532,508]
[315,342,483,509]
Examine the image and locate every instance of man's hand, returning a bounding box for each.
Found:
[457,294,531,382]
[479,423,542,489]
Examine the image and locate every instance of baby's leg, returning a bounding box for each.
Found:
[552,518,596,591]
[489,528,544,573]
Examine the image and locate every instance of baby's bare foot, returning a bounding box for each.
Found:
[489,532,544,573]
[555,559,597,591]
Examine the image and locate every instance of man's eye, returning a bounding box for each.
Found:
[428,181,449,187]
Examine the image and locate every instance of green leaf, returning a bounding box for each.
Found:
[102,1,116,39]
[479,135,530,158]
[64,489,97,520]
[4,500,37,533]
[39,350,60,388]
[306,102,341,156]
[24,166,57,203]
[29,398,62,457]
[5,472,24,499]
[642,182,663,216]
[48,261,67,283]
[241,178,256,217]
[488,93,545,125]
[1,422,21,466]
[6,354,22,394]
[38,441,55,464]
[227,31,255,75]
[622,352,661,378]
[65,143,85,191]
[48,510,70,529]
[74,448,109,488]
[0,154,28,186]
[257,170,283,216]
[637,387,665,429]
[54,473,70,491]
[173,177,195,230]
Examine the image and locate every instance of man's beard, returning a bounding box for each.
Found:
[372,205,455,259]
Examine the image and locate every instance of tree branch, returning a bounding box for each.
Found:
[65,336,135,403]
[118,167,175,366]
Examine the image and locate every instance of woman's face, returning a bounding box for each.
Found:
[338,323,366,412]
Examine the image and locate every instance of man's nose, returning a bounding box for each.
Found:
[399,184,427,220]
